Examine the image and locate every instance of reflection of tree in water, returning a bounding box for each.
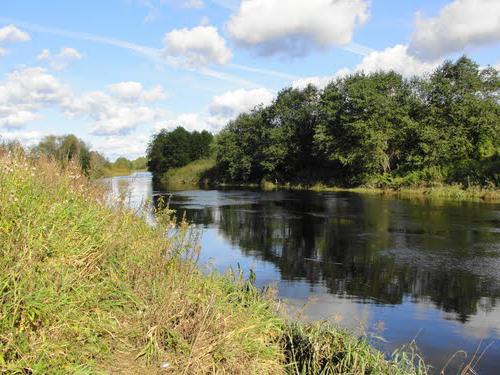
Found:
[164,191,500,322]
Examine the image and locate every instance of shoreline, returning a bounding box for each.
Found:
[203,181,500,203]
[157,160,500,203]
[1,150,427,374]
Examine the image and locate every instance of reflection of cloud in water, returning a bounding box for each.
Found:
[446,300,500,340]
[115,185,500,372]
[284,293,372,332]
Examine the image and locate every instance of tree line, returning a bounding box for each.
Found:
[214,57,499,188]
[0,134,146,178]
[147,127,213,184]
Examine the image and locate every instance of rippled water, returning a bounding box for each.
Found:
[106,172,500,374]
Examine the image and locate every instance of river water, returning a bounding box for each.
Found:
[107,172,500,374]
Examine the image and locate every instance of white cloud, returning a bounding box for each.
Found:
[227,0,370,56]
[155,113,209,132]
[293,45,442,89]
[0,66,169,136]
[0,67,69,129]
[154,89,274,134]
[107,81,167,102]
[0,130,47,146]
[292,69,351,90]
[0,24,31,43]
[0,48,6,58]
[64,89,168,136]
[209,88,274,117]
[409,0,500,60]
[163,25,232,67]
[356,44,440,77]
[89,132,151,159]
[37,47,84,70]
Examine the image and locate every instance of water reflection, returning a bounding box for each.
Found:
[164,190,500,323]
[162,189,500,373]
[109,173,500,373]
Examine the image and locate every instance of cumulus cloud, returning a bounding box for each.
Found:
[0,66,169,136]
[409,0,500,60]
[0,130,47,147]
[107,81,168,102]
[0,24,31,43]
[163,26,232,67]
[209,88,274,117]
[90,132,151,159]
[227,0,370,56]
[65,90,167,136]
[292,69,351,90]
[356,44,440,77]
[37,47,84,70]
[154,88,274,134]
[156,113,209,132]
[0,67,70,129]
[293,44,442,89]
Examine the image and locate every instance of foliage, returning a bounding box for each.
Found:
[30,134,148,178]
[0,148,428,374]
[161,158,216,190]
[147,127,213,184]
[32,134,97,175]
[214,57,499,188]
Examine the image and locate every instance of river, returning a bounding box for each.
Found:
[106,172,500,374]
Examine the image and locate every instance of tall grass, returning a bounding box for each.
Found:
[0,148,429,374]
[161,158,215,190]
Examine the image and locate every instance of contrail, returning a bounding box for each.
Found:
[0,17,162,61]
[343,42,375,57]
[0,17,264,87]
[0,17,373,86]
[228,63,301,80]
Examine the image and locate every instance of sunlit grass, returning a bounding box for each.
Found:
[0,147,432,374]
[161,158,215,190]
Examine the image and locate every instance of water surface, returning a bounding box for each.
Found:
[108,172,500,374]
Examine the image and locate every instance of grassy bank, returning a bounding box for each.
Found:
[154,157,500,202]
[160,158,215,190]
[0,149,428,373]
[261,182,500,202]
[101,166,147,177]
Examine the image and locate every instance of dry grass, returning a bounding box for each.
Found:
[0,147,431,374]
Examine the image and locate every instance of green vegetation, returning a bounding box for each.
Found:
[30,134,147,178]
[212,57,499,195]
[102,156,148,177]
[0,148,429,374]
[147,127,213,185]
[161,158,216,190]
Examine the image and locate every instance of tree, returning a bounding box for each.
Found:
[33,134,93,174]
[212,57,499,188]
[261,85,320,182]
[147,127,213,182]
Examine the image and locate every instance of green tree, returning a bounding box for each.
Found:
[147,127,213,182]
[33,134,93,174]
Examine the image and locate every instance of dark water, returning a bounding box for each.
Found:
[107,172,500,374]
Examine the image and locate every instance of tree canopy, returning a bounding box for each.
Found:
[214,57,499,188]
[147,127,213,182]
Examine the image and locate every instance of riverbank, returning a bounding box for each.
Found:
[0,150,427,374]
[157,159,500,203]
[274,182,500,203]
[160,158,215,190]
[101,166,147,177]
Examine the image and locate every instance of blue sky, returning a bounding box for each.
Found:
[0,0,499,159]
